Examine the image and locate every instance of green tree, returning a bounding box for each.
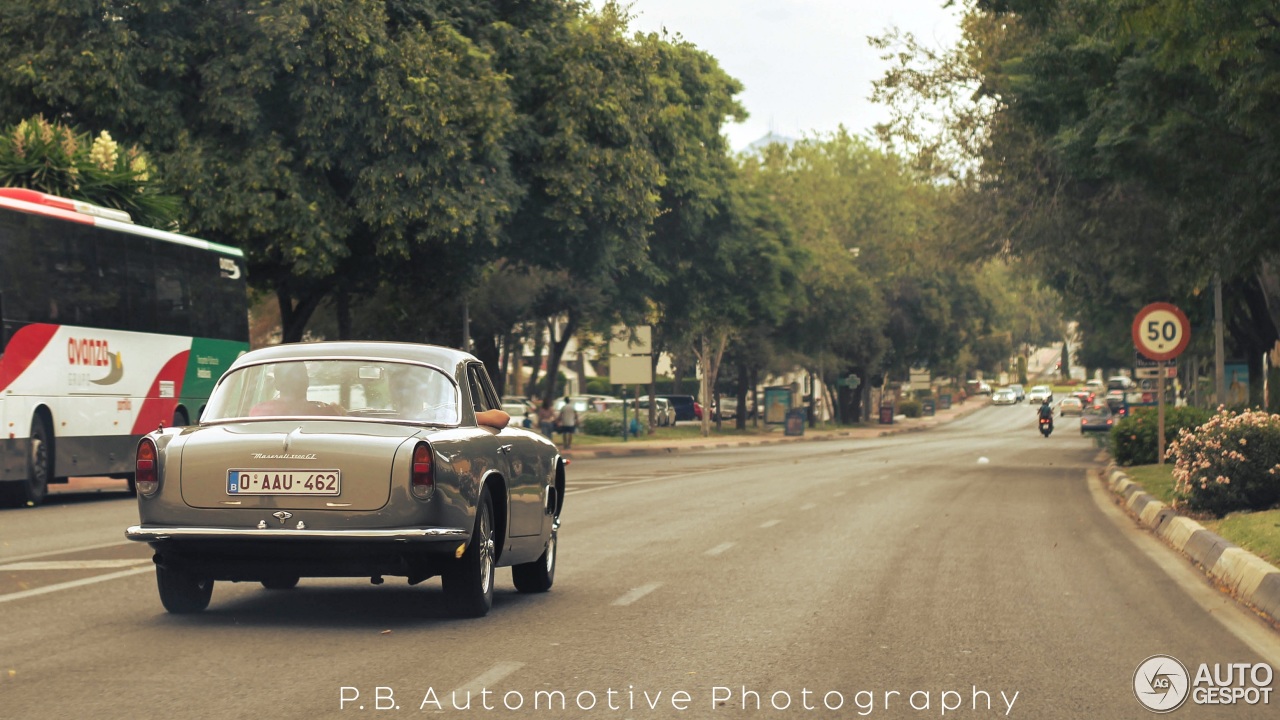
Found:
[0,0,519,342]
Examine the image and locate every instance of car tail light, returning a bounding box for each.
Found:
[410,442,434,499]
[136,438,159,496]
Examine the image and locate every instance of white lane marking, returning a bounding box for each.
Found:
[566,467,748,497]
[0,566,153,605]
[566,481,619,485]
[800,502,817,511]
[759,519,782,528]
[450,662,526,700]
[704,542,735,556]
[0,540,134,565]
[612,582,662,606]
[0,559,150,571]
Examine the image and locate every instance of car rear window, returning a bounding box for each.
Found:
[204,360,459,423]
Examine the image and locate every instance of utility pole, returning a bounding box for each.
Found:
[1214,274,1226,406]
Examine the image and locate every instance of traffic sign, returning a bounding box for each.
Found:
[1132,303,1190,361]
[1134,351,1175,368]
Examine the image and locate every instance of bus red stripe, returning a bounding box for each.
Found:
[131,351,190,435]
[0,324,60,393]
[0,195,96,225]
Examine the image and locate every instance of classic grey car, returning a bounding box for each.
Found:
[126,342,565,617]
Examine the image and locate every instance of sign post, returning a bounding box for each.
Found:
[1132,303,1191,465]
[610,326,653,442]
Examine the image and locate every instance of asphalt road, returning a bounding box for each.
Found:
[2,405,1277,719]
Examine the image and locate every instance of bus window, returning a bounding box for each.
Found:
[0,189,250,507]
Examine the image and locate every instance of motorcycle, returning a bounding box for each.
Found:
[1038,416,1053,437]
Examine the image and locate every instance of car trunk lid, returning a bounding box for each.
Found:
[178,421,424,511]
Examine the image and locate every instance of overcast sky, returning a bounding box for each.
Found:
[590,0,964,150]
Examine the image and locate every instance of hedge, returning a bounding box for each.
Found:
[899,399,922,418]
[579,411,624,437]
[1109,406,1213,466]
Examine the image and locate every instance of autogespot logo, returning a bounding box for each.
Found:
[1134,655,1190,713]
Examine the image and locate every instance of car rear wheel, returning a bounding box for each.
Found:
[442,489,495,617]
[157,566,214,614]
[512,528,556,593]
[261,576,300,590]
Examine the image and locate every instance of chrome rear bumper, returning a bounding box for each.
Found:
[125,525,468,542]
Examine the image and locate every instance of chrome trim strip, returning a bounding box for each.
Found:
[125,525,468,542]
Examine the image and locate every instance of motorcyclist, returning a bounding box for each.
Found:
[1037,397,1054,430]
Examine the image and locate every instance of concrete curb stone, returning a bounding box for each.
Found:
[1105,465,1280,626]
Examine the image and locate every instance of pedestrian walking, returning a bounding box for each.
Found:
[556,396,578,449]
[537,403,556,439]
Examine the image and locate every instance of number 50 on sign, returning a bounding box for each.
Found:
[1132,302,1190,361]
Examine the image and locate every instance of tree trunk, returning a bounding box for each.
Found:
[541,311,578,409]
[735,361,748,430]
[277,287,325,344]
[1256,261,1280,342]
[472,332,501,395]
[335,290,351,340]
[529,328,545,406]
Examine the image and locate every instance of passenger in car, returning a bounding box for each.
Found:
[249,362,345,416]
[388,367,507,428]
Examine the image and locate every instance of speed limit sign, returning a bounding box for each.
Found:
[1132,302,1190,361]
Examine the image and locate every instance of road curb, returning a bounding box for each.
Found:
[1104,465,1280,626]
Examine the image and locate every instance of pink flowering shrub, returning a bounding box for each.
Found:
[1168,408,1280,516]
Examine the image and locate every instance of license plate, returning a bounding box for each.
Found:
[227,469,341,496]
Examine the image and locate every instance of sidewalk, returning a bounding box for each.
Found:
[563,396,991,460]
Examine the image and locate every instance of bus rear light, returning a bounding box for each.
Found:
[410,442,434,500]
[136,438,159,496]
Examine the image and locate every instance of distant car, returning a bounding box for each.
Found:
[1007,384,1026,402]
[126,341,565,617]
[501,395,536,415]
[634,397,676,426]
[1080,404,1114,434]
[1104,390,1128,417]
[992,388,1018,405]
[965,380,991,396]
[712,396,739,421]
[1085,379,1104,394]
[1058,396,1083,416]
[1106,375,1135,391]
[554,395,618,414]
[656,394,701,422]
[1071,389,1094,405]
[501,401,535,427]
[1027,385,1054,404]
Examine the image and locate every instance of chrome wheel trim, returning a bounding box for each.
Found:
[545,531,557,573]
[479,504,494,594]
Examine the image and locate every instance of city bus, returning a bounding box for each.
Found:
[0,188,249,507]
